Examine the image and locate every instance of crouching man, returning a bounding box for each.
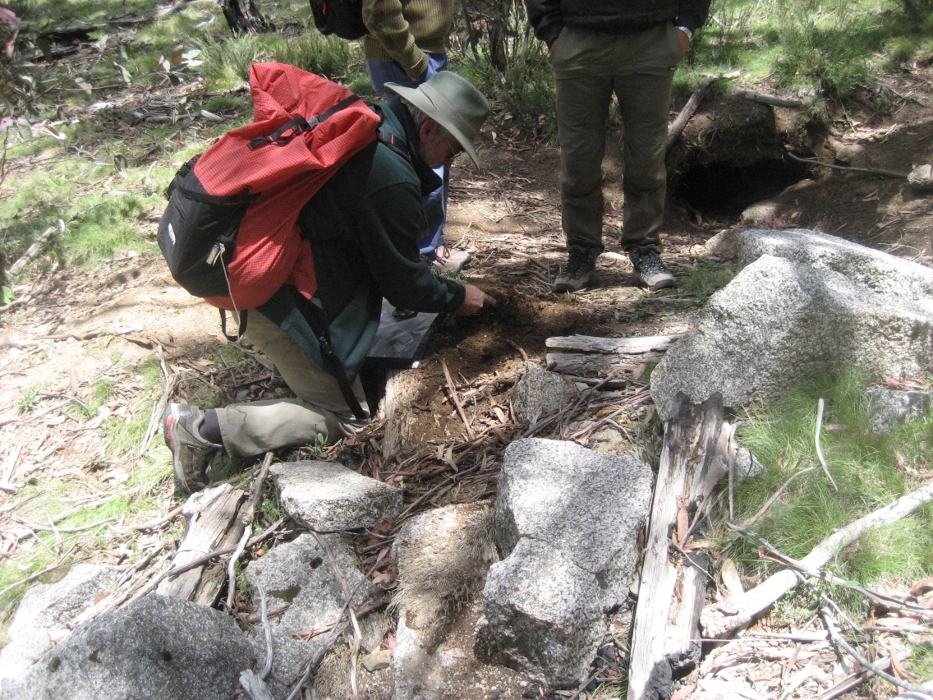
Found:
[164,72,496,494]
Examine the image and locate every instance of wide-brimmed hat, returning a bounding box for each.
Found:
[385,72,490,167]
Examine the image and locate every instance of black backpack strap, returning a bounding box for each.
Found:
[378,130,412,161]
[257,286,369,421]
[248,94,363,150]
[219,309,248,343]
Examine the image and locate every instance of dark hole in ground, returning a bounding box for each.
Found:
[674,157,812,218]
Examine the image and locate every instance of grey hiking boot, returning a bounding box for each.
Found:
[554,246,599,293]
[630,250,676,291]
[163,403,220,494]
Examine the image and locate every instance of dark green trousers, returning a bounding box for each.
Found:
[551,23,684,254]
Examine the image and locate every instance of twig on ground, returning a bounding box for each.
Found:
[0,545,79,598]
[740,462,815,528]
[226,452,273,609]
[820,607,929,694]
[310,530,362,699]
[139,344,176,457]
[440,358,475,440]
[815,398,839,491]
[7,224,59,278]
[132,504,184,531]
[256,581,274,680]
[786,149,908,179]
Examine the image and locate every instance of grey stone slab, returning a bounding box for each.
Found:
[0,563,123,685]
[7,594,255,700]
[651,254,933,420]
[706,227,933,311]
[270,460,402,532]
[512,363,579,423]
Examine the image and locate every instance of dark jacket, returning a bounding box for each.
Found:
[526,0,710,48]
[267,96,465,381]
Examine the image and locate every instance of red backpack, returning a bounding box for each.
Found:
[158,62,384,317]
[158,62,411,419]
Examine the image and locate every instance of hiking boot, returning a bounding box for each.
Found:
[630,250,676,291]
[163,403,220,494]
[554,246,599,293]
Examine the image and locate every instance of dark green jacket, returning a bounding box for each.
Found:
[264,96,465,381]
[526,0,710,48]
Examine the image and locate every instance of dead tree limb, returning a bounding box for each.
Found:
[786,149,908,179]
[158,483,246,605]
[665,74,719,152]
[820,607,930,695]
[701,479,933,639]
[7,224,58,279]
[737,88,803,108]
[628,392,727,700]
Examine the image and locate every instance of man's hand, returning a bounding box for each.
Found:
[456,284,497,316]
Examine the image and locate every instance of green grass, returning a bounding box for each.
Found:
[726,370,933,586]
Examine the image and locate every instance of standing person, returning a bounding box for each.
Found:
[362,0,471,274]
[526,0,711,292]
[163,72,495,494]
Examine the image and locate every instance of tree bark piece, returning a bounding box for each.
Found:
[544,334,683,378]
[545,334,684,354]
[545,352,663,377]
[158,483,246,605]
[628,392,727,700]
[700,478,933,639]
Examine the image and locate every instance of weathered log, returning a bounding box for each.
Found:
[545,334,684,354]
[628,392,727,700]
[545,352,663,377]
[157,483,246,605]
[700,478,933,639]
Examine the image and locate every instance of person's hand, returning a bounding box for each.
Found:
[456,284,497,316]
[676,27,690,53]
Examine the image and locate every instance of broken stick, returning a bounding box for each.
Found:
[701,479,933,639]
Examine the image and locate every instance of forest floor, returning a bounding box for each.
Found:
[1,46,932,698]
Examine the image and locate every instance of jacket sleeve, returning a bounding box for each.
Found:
[525,0,563,47]
[361,179,465,314]
[677,0,712,32]
[363,0,428,81]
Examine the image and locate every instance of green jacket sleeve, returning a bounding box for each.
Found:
[361,176,465,313]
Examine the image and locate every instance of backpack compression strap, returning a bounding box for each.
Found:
[257,286,369,421]
[248,95,362,150]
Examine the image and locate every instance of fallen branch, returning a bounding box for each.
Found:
[7,224,59,279]
[440,358,475,440]
[701,479,933,638]
[820,607,930,695]
[786,149,908,179]
[665,74,719,151]
[737,88,803,108]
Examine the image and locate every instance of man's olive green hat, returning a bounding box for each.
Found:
[385,72,490,168]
